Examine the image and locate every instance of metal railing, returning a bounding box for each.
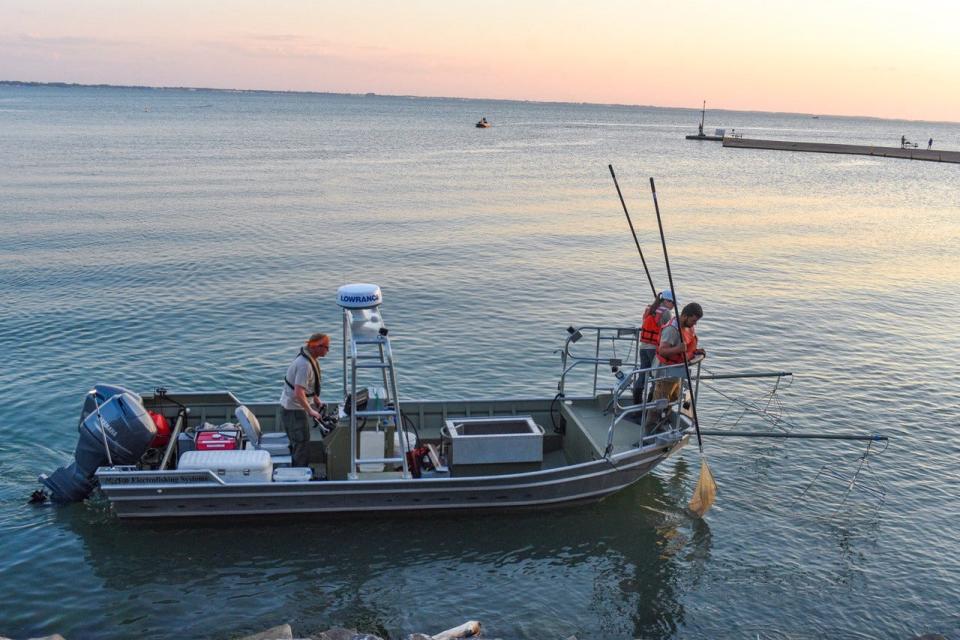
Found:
[558,325,644,397]
[603,355,704,455]
[558,324,703,456]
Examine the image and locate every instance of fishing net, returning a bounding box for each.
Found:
[796,441,888,520]
[688,458,716,517]
[700,368,792,432]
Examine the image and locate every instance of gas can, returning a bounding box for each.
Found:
[147,411,171,448]
[195,429,241,451]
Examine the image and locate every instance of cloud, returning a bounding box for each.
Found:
[196,34,479,76]
[206,33,388,58]
[0,33,134,49]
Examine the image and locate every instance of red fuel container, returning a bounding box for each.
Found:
[195,429,241,451]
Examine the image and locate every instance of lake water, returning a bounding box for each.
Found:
[0,84,958,639]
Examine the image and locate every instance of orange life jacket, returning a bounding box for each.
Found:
[656,321,698,365]
[639,305,670,346]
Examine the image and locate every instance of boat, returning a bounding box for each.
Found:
[475,117,491,128]
[685,100,724,141]
[38,283,744,520]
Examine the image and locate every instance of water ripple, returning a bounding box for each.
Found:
[0,87,958,640]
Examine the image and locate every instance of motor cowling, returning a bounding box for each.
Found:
[40,387,156,503]
[77,384,142,428]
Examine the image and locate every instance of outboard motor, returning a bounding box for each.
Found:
[78,384,142,428]
[39,386,155,503]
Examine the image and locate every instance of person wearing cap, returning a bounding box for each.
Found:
[279,332,330,468]
[646,302,705,430]
[633,291,675,407]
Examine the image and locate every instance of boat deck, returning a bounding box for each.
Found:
[560,396,647,458]
[542,448,569,469]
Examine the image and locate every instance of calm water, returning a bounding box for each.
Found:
[1,85,958,639]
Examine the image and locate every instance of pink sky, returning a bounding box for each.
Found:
[2,0,957,122]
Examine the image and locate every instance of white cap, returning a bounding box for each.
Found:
[336,283,383,309]
[660,290,675,302]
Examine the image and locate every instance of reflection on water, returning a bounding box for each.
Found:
[1,86,958,639]
[56,465,706,640]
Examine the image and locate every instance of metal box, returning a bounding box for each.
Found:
[178,450,272,484]
[443,416,544,476]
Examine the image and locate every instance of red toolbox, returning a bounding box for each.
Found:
[195,428,242,451]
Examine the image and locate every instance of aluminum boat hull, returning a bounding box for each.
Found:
[96,437,686,519]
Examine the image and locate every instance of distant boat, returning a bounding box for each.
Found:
[475,117,491,128]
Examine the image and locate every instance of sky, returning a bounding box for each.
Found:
[1,0,958,122]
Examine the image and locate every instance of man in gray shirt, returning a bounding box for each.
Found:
[280,332,330,467]
[645,303,704,429]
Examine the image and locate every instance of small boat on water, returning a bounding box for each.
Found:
[37,283,750,520]
[475,117,491,128]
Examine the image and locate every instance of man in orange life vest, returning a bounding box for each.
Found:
[633,290,675,405]
[646,302,705,428]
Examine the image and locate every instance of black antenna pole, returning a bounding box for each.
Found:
[649,177,703,452]
[609,165,657,297]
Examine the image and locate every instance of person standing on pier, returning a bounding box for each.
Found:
[901,135,907,149]
[279,332,330,467]
[928,138,934,150]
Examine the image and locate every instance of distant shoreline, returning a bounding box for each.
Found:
[0,80,954,125]
[0,79,355,98]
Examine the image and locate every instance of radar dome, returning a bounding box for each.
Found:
[336,283,383,309]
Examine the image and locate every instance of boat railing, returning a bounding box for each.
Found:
[558,326,709,455]
[558,325,644,397]
[603,355,705,456]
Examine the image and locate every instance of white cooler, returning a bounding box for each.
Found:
[178,450,272,484]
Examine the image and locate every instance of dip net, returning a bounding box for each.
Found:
[688,457,716,517]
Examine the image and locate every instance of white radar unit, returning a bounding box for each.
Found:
[336,283,383,309]
[337,283,385,339]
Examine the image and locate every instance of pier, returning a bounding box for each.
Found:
[723,137,960,164]
[685,133,724,141]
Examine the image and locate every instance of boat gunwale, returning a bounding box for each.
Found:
[108,478,651,518]
[96,435,687,496]
[140,391,599,407]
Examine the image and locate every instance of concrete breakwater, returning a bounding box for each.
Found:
[723,137,960,163]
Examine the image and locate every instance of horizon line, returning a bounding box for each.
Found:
[1,79,955,126]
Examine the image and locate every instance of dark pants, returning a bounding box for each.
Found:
[280,408,311,468]
[632,347,656,405]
